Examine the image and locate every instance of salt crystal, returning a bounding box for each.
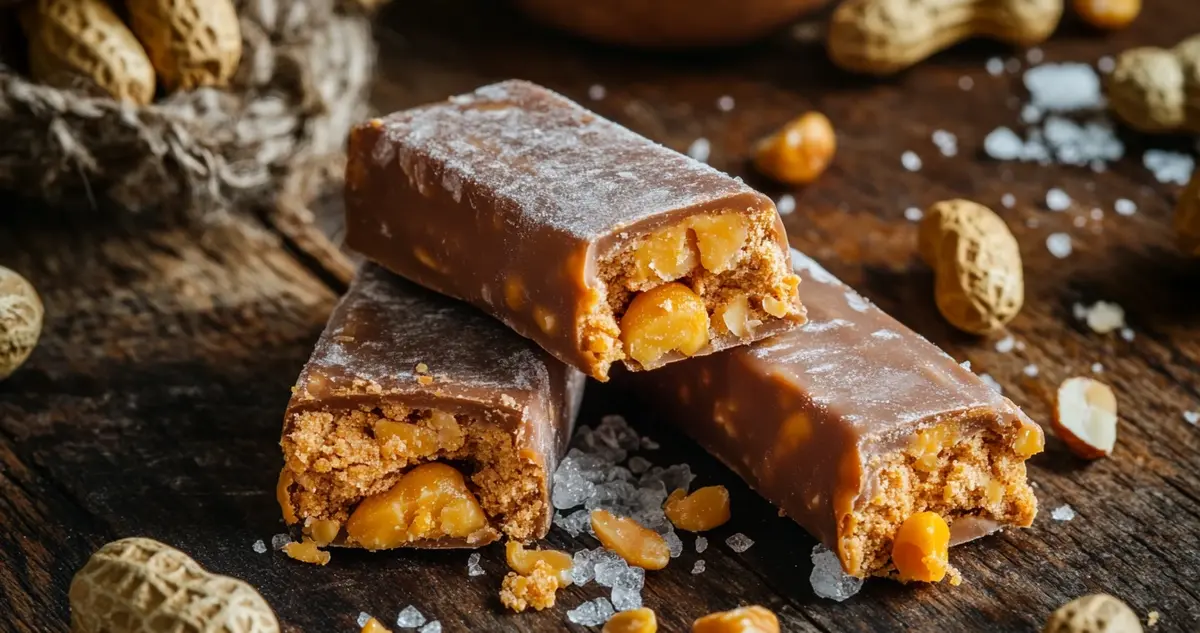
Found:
[980,373,1003,394]
[901,151,923,171]
[566,598,616,627]
[1144,149,1194,184]
[641,437,660,450]
[695,536,709,553]
[358,612,372,627]
[717,95,735,112]
[810,544,863,601]
[596,414,641,452]
[1025,63,1103,111]
[1022,104,1044,124]
[664,529,684,558]
[588,84,606,101]
[1098,56,1115,73]
[985,127,1024,160]
[777,194,796,215]
[960,360,972,371]
[1026,47,1044,65]
[1115,199,1137,216]
[611,586,643,611]
[1081,301,1125,334]
[467,552,485,577]
[628,456,652,474]
[1092,362,1104,373]
[639,464,694,494]
[1023,364,1039,377]
[418,622,441,633]
[1184,411,1199,425]
[396,605,426,628]
[595,557,635,588]
[1120,327,1135,342]
[574,548,622,586]
[271,534,291,550]
[1051,504,1076,522]
[726,533,755,553]
[1006,58,1022,74]
[932,129,958,157]
[554,508,592,537]
[1001,193,1016,208]
[252,540,267,554]
[987,57,1005,76]
[1046,188,1071,211]
[958,76,974,91]
[552,464,596,509]
[904,206,923,221]
[692,560,707,574]
[1091,207,1104,221]
[995,335,1016,353]
[688,138,711,163]
[1073,302,1088,320]
[1046,233,1072,258]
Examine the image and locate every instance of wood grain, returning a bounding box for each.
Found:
[2,0,1199,631]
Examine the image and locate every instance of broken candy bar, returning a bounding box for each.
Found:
[278,264,585,549]
[345,80,805,381]
[635,249,1043,577]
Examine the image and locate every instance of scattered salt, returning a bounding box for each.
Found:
[1097,56,1115,73]
[1120,327,1135,342]
[1115,199,1137,216]
[984,127,1024,161]
[726,533,755,553]
[1079,301,1126,334]
[958,76,974,91]
[641,437,660,450]
[1023,364,1040,377]
[611,586,642,611]
[1184,411,1199,425]
[1092,362,1104,373]
[960,360,972,371]
[980,373,1003,394]
[1144,150,1194,184]
[1006,58,1022,74]
[688,138,711,163]
[358,612,372,627]
[553,509,593,537]
[717,95,736,112]
[1025,63,1103,112]
[628,456,652,474]
[810,544,863,601]
[695,536,709,554]
[995,335,1016,353]
[1026,47,1044,65]
[252,540,267,554]
[904,206,923,221]
[932,129,958,157]
[566,598,616,627]
[664,529,684,558]
[1001,193,1016,208]
[692,560,707,574]
[418,622,441,633]
[271,534,291,550]
[1046,188,1071,211]
[1051,504,1076,522]
[987,57,1005,76]
[777,194,796,215]
[588,84,606,101]
[396,605,426,628]
[573,548,614,585]
[467,552,485,577]
[1091,207,1104,221]
[1022,104,1043,124]
[901,151,922,171]
[1046,233,1072,258]
[1073,216,1087,228]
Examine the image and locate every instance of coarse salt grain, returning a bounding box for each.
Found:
[1120,327,1135,342]
[1079,301,1126,334]
[688,138,711,163]
[1184,411,1199,425]
[1046,188,1071,211]
[419,622,441,633]
[588,84,606,101]
[717,95,735,112]
[641,437,660,450]
[987,57,1005,76]
[566,598,615,627]
[1115,199,1137,216]
[960,360,972,371]
[980,373,1003,394]
[358,613,372,627]
[904,206,923,221]
[1144,150,1194,184]
[1046,233,1072,258]
[271,534,291,550]
[1092,362,1104,373]
[932,129,958,157]
[695,536,708,553]
[1023,364,1039,377]
[726,533,755,553]
[995,335,1016,353]
[396,605,426,628]
[252,540,267,554]
[692,560,707,574]
[810,544,863,601]
[1001,193,1016,208]
[1051,504,1076,522]
[1098,56,1115,73]
[901,151,922,171]
[467,552,485,576]
[777,194,796,215]
[1025,63,1104,112]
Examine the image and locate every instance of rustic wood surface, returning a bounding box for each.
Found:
[3,1,1200,631]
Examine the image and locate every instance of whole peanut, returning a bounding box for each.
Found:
[1073,0,1140,30]
[753,112,837,185]
[918,200,1023,334]
[0,266,42,381]
[1106,34,1200,134]
[828,0,1063,75]
[70,537,280,633]
[1176,170,1200,256]
[19,0,156,104]
[126,0,242,91]
[1043,594,1143,633]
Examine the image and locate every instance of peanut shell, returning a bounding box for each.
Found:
[126,0,242,91]
[1043,594,1143,633]
[0,266,42,381]
[1107,33,1200,133]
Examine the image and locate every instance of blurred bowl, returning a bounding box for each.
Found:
[515,0,830,48]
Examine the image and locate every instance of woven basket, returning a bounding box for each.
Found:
[0,0,381,253]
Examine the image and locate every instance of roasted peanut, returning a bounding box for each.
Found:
[127,0,242,91]
[505,541,574,585]
[70,538,279,633]
[891,511,950,583]
[0,266,42,381]
[307,519,341,547]
[499,560,560,612]
[591,509,671,570]
[1073,0,1140,30]
[283,539,331,566]
[1043,594,1144,633]
[620,282,710,367]
[690,214,750,274]
[664,486,732,532]
[374,410,465,457]
[1053,377,1118,459]
[345,463,491,549]
[634,223,697,283]
[19,0,156,104]
[828,0,1063,75]
[907,425,956,472]
[919,200,1023,334]
[753,112,836,185]
[1013,422,1046,458]
[1107,34,1200,133]
[604,608,658,633]
[1175,168,1200,256]
[692,605,780,633]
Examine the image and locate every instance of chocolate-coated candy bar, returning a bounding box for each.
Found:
[278,264,585,549]
[345,80,805,381]
[637,250,1043,576]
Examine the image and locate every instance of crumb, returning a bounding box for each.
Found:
[947,566,963,586]
[1147,611,1160,627]
[500,560,560,612]
[417,375,434,385]
[283,539,330,565]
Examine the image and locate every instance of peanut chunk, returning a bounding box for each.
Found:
[689,214,749,274]
[307,519,341,547]
[753,111,836,185]
[692,605,780,633]
[620,282,710,367]
[633,223,697,283]
[760,295,790,318]
[361,617,392,633]
[891,511,950,583]
[506,541,574,585]
[716,294,761,338]
[345,463,490,549]
[375,410,464,458]
[277,468,298,525]
[664,486,731,532]
[907,425,956,472]
[604,607,658,633]
[499,560,560,612]
[590,509,670,570]
[1013,423,1045,458]
[283,539,331,566]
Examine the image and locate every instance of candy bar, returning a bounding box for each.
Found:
[636,250,1043,576]
[278,264,585,549]
[344,80,805,381]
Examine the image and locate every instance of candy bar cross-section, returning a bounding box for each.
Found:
[345,80,806,381]
[637,249,1043,577]
[278,264,585,549]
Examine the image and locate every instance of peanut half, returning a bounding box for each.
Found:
[127,0,242,91]
[1107,34,1200,134]
[70,538,279,633]
[0,266,42,381]
[753,112,837,185]
[918,199,1023,334]
[828,0,1063,75]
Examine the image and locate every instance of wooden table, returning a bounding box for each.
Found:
[3,1,1199,631]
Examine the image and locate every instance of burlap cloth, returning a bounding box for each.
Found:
[0,0,383,279]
